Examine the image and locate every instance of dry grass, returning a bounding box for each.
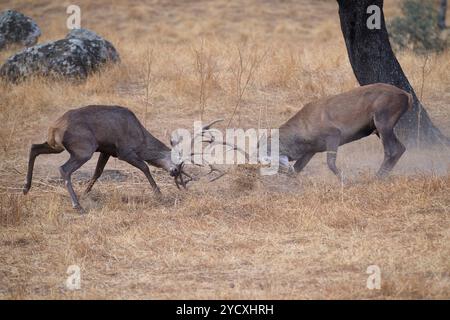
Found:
[0,0,449,299]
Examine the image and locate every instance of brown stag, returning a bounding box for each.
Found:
[276,83,412,177]
[23,105,192,213]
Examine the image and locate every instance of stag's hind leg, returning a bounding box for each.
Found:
[374,118,405,178]
[85,152,110,194]
[60,150,94,213]
[325,132,342,178]
[23,142,63,194]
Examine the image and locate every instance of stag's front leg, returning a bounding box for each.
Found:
[120,152,161,194]
[293,152,315,173]
[85,152,110,194]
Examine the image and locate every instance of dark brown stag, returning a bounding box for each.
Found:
[277,83,412,177]
[23,105,191,213]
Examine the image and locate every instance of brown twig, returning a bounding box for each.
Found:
[417,54,429,147]
[194,40,217,121]
[143,48,154,127]
[226,47,268,127]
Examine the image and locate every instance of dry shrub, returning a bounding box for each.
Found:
[193,40,221,119]
[0,193,24,227]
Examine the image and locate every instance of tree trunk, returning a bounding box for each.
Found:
[438,0,447,30]
[336,0,448,147]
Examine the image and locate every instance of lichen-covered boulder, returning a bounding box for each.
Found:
[66,28,106,42]
[66,28,120,62]
[0,34,5,49]
[0,9,41,49]
[0,28,120,82]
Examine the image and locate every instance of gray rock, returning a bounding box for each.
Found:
[0,28,120,82]
[0,9,41,50]
[0,34,5,49]
[66,28,105,42]
[66,28,120,62]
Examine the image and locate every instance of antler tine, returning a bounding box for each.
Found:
[180,162,190,189]
[188,119,223,151]
[208,164,227,182]
[206,164,227,182]
[209,172,227,182]
[207,164,220,174]
[197,132,250,162]
[220,142,250,162]
[200,140,250,162]
[202,119,224,131]
[179,118,245,186]
[179,172,187,188]
[188,119,224,145]
[174,176,181,189]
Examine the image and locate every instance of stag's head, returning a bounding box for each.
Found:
[254,130,293,174]
[166,142,191,189]
[146,138,191,189]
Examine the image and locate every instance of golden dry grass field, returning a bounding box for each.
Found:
[0,0,449,299]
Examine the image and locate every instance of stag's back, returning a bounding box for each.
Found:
[281,83,411,141]
[47,105,148,151]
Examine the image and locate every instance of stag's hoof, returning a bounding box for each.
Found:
[375,169,390,180]
[84,186,93,194]
[154,187,162,194]
[155,190,163,199]
[22,185,30,195]
[278,165,295,176]
[74,205,87,215]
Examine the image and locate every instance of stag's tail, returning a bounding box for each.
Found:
[404,92,450,147]
[406,92,413,111]
[23,142,63,195]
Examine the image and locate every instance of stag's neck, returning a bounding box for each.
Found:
[147,152,173,172]
[278,125,309,161]
[138,129,172,166]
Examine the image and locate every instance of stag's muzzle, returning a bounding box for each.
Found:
[169,166,180,177]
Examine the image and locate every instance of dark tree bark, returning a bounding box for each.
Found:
[336,0,448,147]
[438,0,447,30]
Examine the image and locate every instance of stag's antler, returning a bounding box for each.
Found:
[194,119,228,182]
[191,119,251,182]
[202,119,224,131]
[174,162,193,189]
[173,118,251,185]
